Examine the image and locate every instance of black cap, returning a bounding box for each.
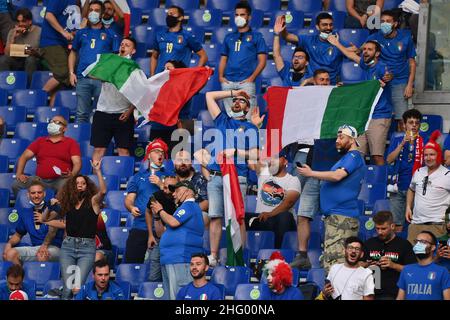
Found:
[168,180,196,194]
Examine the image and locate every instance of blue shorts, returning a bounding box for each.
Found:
[207,174,247,219]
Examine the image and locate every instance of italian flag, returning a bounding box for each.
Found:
[264,80,383,157]
[220,158,245,267]
[83,54,212,126]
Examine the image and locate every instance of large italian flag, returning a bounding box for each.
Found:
[83,54,212,126]
[220,158,245,267]
[264,80,383,157]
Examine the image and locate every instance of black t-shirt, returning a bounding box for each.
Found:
[363,236,417,298]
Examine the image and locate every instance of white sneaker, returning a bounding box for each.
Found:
[208,254,219,267]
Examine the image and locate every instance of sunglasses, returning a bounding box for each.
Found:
[422,176,429,196]
[50,120,66,126]
[232,97,248,104]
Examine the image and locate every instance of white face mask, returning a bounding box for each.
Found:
[47,122,62,136]
[234,16,247,28]
[231,110,245,118]
[319,32,330,40]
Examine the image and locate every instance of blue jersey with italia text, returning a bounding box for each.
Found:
[278,64,313,87]
[206,112,259,177]
[320,150,366,218]
[72,27,120,77]
[152,28,203,74]
[397,262,450,300]
[297,34,343,85]
[15,206,64,247]
[40,0,81,47]
[176,282,222,300]
[221,29,268,82]
[159,200,204,265]
[358,59,393,119]
[367,30,416,85]
[126,168,171,230]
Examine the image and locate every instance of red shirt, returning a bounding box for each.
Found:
[27,136,81,179]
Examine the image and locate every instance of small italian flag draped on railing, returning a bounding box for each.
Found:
[82,53,213,126]
[264,80,383,157]
[220,156,245,267]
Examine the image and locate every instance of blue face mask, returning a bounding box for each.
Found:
[319,32,331,40]
[102,17,114,25]
[380,22,393,35]
[150,162,163,170]
[88,11,100,25]
[413,242,427,255]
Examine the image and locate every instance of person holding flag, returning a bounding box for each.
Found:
[195,89,259,267]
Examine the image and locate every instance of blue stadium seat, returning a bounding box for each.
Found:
[281,231,322,252]
[249,0,281,12]
[199,72,220,94]
[133,42,148,59]
[211,27,234,45]
[279,45,297,63]
[329,0,347,12]
[0,173,16,194]
[128,0,159,15]
[200,44,221,67]
[185,26,205,43]
[358,182,387,210]
[0,106,27,132]
[338,29,370,48]
[256,249,295,263]
[23,261,60,291]
[260,267,300,286]
[256,27,285,51]
[211,266,251,296]
[53,90,77,113]
[101,156,135,183]
[15,189,55,209]
[30,5,46,26]
[420,114,443,141]
[383,0,402,10]
[245,194,257,214]
[147,8,169,27]
[229,9,264,28]
[306,268,326,290]
[234,283,262,300]
[372,199,391,215]
[0,89,6,105]
[115,264,149,293]
[80,156,93,176]
[188,9,223,29]
[105,191,128,212]
[203,227,227,254]
[260,60,280,82]
[30,71,53,90]
[297,28,317,37]
[0,243,6,261]
[115,280,131,300]
[197,110,214,128]
[0,208,20,234]
[42,280,63,299]
[79,141,114,159]
[189,93,206,119]
[246,231,275,259]
[357,199,365,215]
[288,0,323,15]
[136,57,151,77]
[11,0,37,6]
[129,7,142,28]
[166,0,200,10]
[364,165,387,184]
[14,122,46,141]
[0,138,29,164]
[313,11,346,30]
[88,174,120,191]
[134,125,151,143]
[0,155,8,173]
[341,61,365,84]
[267,77,284,87]
[206,0,238,16]
[270,10,305,31]
[137,282,168,300]
[33,106,70,123]
[65,123,91,141]
[100,209,122,228]
[0,71,27,93]
[107,227,130,255]
[0,189,9,208]
[133,25,156,51]
[358,216,377,241]
[0,261,12,278]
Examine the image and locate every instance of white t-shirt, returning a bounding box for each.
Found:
[256,166,301,214]
[96,82,131,114]
[410,165,450,224]
[327,264,375,300]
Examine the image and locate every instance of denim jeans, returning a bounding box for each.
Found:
[207,174,247,218]
[161,263,192,300]
[59,236,96,300]
[76,76,102,123]
[297,176,321,219]
[390,83,409,120]
[291,150,308,188]
[221,81,256,118]
[145,242,162,282]
[389,190,407,226]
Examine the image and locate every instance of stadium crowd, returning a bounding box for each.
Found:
[1,0,450,301]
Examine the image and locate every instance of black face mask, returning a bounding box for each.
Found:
[166,15,179,28]
[291,71,304,82]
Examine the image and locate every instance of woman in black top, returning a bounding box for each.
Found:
[58,160,106,300]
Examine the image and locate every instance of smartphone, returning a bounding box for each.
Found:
[296,161,303,168]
